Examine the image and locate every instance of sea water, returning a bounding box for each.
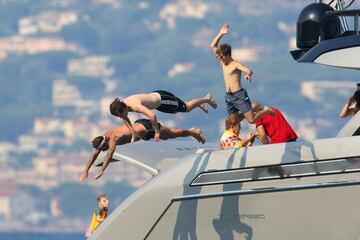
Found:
[0,232,83,240]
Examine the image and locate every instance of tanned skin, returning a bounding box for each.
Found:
[79,122,205,181]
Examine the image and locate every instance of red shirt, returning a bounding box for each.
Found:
[256,107,297,144]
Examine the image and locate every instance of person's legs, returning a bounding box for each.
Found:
[85,229,92,240]
[160,126,205,143]
[132,122,149,141]
[154,91,184,114]
[185,94,217,113]
[229,89,257,123]
[133,119,163,141]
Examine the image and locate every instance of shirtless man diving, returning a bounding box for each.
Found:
[79,119,205,181]
[210,23,275,123]
[109,91,217,143]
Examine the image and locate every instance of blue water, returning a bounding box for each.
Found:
[0,232,83,240]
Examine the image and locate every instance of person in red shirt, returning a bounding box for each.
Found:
[253,101,298,144]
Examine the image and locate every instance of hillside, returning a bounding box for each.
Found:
[0,0,358,143]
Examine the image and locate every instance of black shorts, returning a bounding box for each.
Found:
[225,88,252,114]
[134,119,162,141]
[153,90,187,114]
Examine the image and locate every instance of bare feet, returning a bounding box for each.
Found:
[206,94,217,109]
[154,132,160,143]
[93,170,104,180]
[264,106,276,116]
[200,104,208,113]
[79,172,88,182]
[190,128,206,144]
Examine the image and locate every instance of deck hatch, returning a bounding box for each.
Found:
[191,157,360,186]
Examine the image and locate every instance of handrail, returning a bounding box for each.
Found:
[327,9,360,35]
[112,152,159,176]
[326,9,360,16]
[173,179,360,201]
[96,152,159,176]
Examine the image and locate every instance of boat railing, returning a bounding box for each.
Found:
[326,9,360,35]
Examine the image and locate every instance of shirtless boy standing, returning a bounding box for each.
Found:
[210,24,274,123]
[109,91,217,142]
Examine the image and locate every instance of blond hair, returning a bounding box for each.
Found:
[225,113,241,130]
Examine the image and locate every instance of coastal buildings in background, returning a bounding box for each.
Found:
[0,0,358,233]
[1,76,355,230]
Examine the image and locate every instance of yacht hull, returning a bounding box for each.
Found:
[91,136,360,240]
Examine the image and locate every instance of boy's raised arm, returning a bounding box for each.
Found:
[210,23,229,56]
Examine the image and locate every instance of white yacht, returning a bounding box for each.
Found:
[91,1,360,239]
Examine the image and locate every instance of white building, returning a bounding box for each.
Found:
[0,181,17,221]
[67,56,115,78]
[19,11,78,35]
[52,79,82,107]
[0,142,17,164]
[0,36,81,55]
[33,118,65,135]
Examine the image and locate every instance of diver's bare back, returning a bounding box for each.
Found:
[104,124,145,144]
[222,61,243,92]
[123,93,161,111]
[104,125,129,140]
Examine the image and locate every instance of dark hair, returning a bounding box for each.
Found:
[97,193,107,202]
[109,97,127,117]
[225,113,241,130]
[354,90,360,108]
[91,136,108,151]
[218,43,232,56]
